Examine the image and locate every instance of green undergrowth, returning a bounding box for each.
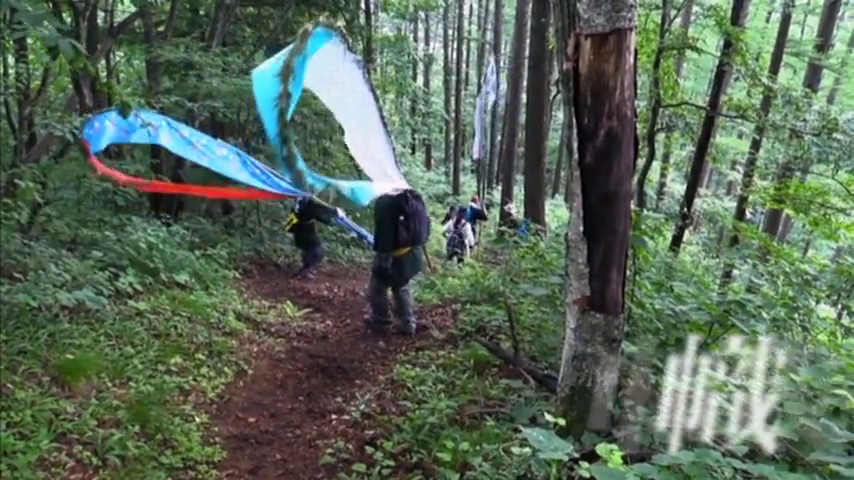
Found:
[327,201,853,480]
[0,194,333,479]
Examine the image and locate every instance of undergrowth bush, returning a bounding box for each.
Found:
[0,174,336,479]
[333,193,853,480]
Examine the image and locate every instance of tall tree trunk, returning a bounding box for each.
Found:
[362,0,374,75]
[762,0,843,239]
[411,11,419,156]
[552,114,567,198]
[825,15,853,105]
[465,0,474,91]
[443,0,453,176]
[634,0,670,211]
[452,0,466,195]
[669,0,751,254]
[476,0,491,87]
[557,0,637,438]
[498,0,531,225]
[486,0,504,193]
[523,0,551,226]
[424,12,434,170]
[719,0,794,289]
[654,0,694,211]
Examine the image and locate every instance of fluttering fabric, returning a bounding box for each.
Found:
[472,59,499,161]
[252,24,409,207]
[81,108,374,245]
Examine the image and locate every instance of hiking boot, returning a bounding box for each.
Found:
[365,318,392,334]
[292,268,315,279]
[394,323,416,336]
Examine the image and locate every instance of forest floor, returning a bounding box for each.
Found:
[212,262,458,479]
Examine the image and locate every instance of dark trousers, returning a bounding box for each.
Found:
[447,251,465,264]
[300,244,323,272]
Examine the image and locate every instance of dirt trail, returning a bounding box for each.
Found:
[212,262,455,479]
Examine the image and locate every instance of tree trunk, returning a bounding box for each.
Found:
[476,0,491,87]
[452,0,466,195]
[552,115,567,198]
[719,0,794,289]
[826,26,854,106]
[654,0,694,211]
[634,0,670,211]
[498,0,531,225]
[424,12,434,170]
[443,0,453,177]
[411,11,419,156]
[557,0,637,437]
[523,0,551,226]
[364,0,374,74]
[465,0,474,91]
[669,0,750,254]
[486,0,504,193]
[762,0,843,239]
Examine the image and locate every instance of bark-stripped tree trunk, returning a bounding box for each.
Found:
[424,12,434,170]
[498,0,531,225]
[523,0,551,226]
[443,0,453,177]
[669,0,750,254]
[634,0,670,211]
[762,0,842,240]
[719,0,794,289]
[654,0,694,211]
[486,0,505,193]
[452,0,466,195]
[557,0,637,437]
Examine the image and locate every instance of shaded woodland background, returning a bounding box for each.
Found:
[1,0,852,478]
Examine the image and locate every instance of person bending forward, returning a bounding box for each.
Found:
[285,197,337,278]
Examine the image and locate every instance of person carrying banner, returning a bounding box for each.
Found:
[285,196,338,278]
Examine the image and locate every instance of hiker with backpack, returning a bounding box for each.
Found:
[443,206,476,263]
[441,205,458,224]
[465,195,488,244]
[366,188,431,336]
[284,196,339,278]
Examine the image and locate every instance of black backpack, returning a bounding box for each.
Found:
[394,189,431,249]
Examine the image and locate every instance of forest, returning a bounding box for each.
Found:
[0,0,852,478]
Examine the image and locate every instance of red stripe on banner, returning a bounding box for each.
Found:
[82,140,294,201]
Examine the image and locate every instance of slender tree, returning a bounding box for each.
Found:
[423,11,434,170]
[452,0,467,195]
[498,0,531,226]
[720,0,795,289]
[522,0,551,226]
[485,0,504,193]
[762,0,843,239]
[669,0,751,254]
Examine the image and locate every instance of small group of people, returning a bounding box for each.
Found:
[283,191,492,337]
[283,190,431,336]
[440,195,489,264]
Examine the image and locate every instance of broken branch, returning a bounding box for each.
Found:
[474,336,558,393]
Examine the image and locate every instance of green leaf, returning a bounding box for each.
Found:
[519,426,575,461]
[589,464,629,480]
